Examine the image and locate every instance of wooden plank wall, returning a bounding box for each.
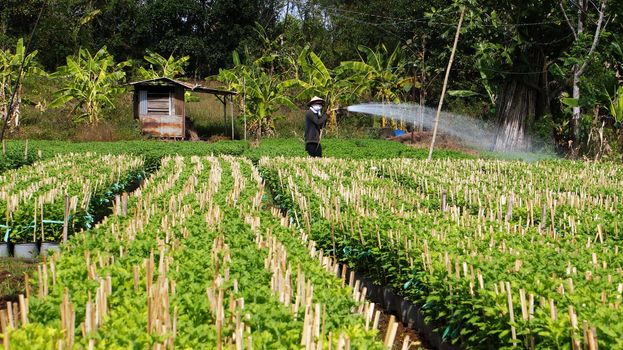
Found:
[134,86,187,138]
[147,92,170,115]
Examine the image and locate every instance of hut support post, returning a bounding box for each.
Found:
[243,77,247,140]
[222,98,227,137]
[230,96,235,140]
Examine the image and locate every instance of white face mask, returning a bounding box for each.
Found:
[310,104,323,113]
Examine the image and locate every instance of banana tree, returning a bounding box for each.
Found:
[138,50,189,79]
[609,85,623,155]
[340,44,410,128]
[51,47,130,124]
[0,38,42,130]
[218,52,297,139]
[138,50,192,101]
[283,46,354,131]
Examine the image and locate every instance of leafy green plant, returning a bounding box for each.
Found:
[0,38,44,130]
[137,50,189,80]
[608,85,623,125]
[0,153,144,243]
[282,46,355,130]
[218,52,297,138]
[261,157,623,349]
[7,156,385,349]
[340,45,411,127]
[50,47,129,124]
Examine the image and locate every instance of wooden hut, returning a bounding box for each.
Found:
[130,77,236,139]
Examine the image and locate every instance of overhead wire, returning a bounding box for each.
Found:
[324,5,567,28]
[323,7,576,76]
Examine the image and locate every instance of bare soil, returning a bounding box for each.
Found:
[376,307,432,350]
[389,131,480,156]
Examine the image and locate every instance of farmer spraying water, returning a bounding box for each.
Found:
[304,96,327,157]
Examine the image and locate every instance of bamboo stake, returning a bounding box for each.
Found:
[428,6,465,160]
[384,315,399,348]
[18,295,27,325]
[373,310,381,330]
[505,282,517,342]
[2,325,8,350]
[63,195,70,243]
[6,303,13,329]
[0,310,7,333]
[401,335,411,350]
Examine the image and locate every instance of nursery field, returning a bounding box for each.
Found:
[0,155,391,349]
[260,157,623,349]
[0,141,620,349]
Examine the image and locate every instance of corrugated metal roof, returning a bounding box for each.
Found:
[129,77,237,95]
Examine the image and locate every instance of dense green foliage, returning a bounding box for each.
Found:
[261,157,623,348]
[2,1,622,156]
[0,141,38,173]
[5,156,385,349]
[50,47,129,124]
[2,139,469,172]
[0,38,43,131]
[0,153,144,242]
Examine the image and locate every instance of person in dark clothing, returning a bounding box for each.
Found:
[304,96,327,157]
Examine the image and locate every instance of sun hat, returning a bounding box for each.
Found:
[307,96,325,106]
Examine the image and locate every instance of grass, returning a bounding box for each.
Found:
[4,137,472,165]
[0,258,35,306]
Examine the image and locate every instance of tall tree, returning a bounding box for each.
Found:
[560,0,608,155]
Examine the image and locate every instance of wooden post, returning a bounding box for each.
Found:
[243,77,247,140]
[401,335,411,350]
[372,310,381,330]
[230,95,235,140]
[506,194,513,222]
[114,195,120,215]
[18,295,27,325]
[223,98,227,137]
[505,282,517,342]
[384,315,398,348]
[63,195,70,244]
[122,193,128,217]
[428,6,465,160]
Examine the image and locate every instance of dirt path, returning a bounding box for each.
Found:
[376,306,431,350]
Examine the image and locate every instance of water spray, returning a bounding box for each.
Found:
[346,103,556,161]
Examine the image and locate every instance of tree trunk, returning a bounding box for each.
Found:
[571,1,584,156]
[492,79,538,151]
[561,0,607,156]
[571,69,581,154]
